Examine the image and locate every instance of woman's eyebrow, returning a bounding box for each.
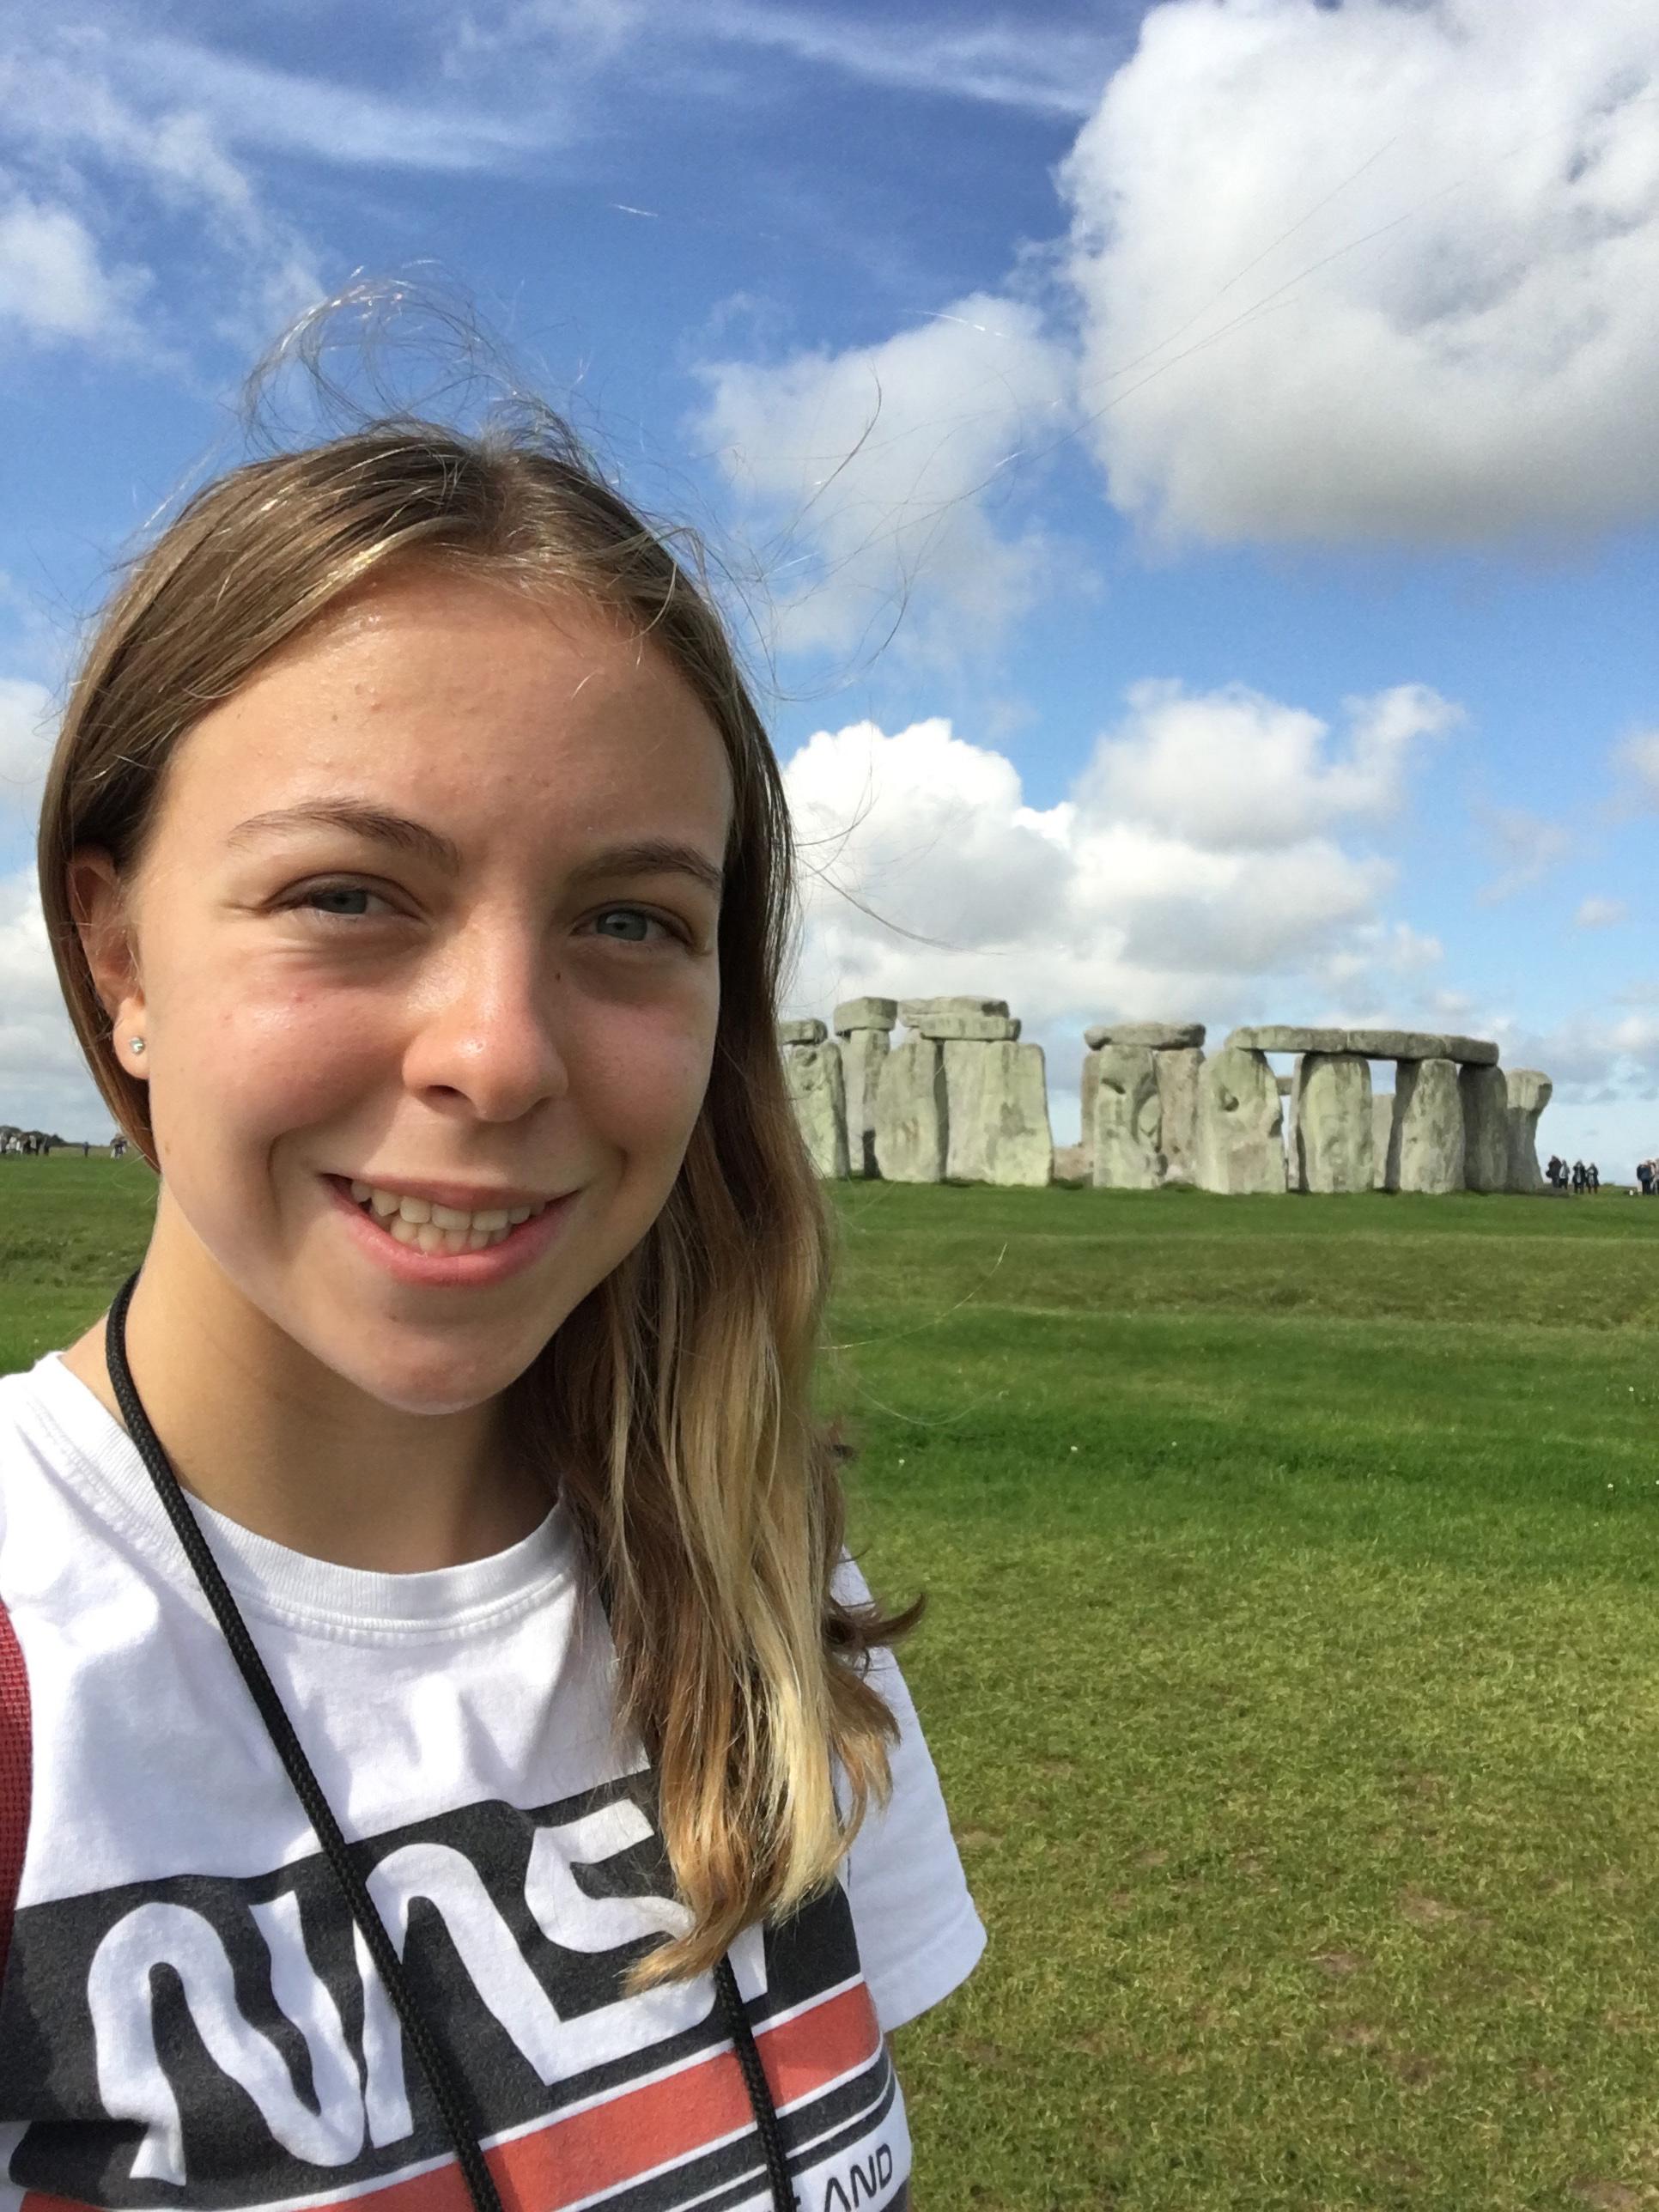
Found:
[567,840,726,898]
[227,801,462,873]
[226,804,724,896]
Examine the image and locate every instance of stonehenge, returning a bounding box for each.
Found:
[782,1005,1553,1195]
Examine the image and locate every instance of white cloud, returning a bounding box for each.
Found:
[0,677,53,827]
[1077,679,1460,849]
[781,678,1456,1033]
[1574,895,1628,929]
[1476,802,1575,902]
[0,196,146,348]
[0,863,107,1139]
[692,293,1074,662]
[0,25,328,360]
[450,0,1117,118]
[1060,0,1659,546]
[684,3,1114,117]
[1613,726,1659,807]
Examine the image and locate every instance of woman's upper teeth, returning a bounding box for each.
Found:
[346,1182,545,1231]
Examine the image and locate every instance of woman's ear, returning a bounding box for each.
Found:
[66,845,145,1057]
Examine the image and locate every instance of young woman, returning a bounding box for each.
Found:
[0,415,982,2211]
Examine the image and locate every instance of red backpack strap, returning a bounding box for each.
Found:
[0,1597,30,1990]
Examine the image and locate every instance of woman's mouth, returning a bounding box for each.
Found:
[323,1174,575,1286]
[341,1177,550,1256]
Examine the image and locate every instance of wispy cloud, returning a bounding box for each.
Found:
[688,3,1116,118]
[118,33,545,175]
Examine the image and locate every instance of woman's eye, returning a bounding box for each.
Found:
[288,882,392,923]
[590,907,672,945]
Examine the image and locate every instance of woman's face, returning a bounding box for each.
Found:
[78,567,733,1416]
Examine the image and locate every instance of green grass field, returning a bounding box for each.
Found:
[9,1159,1659,2209]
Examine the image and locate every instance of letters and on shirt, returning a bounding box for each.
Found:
[0,1351,984,2211]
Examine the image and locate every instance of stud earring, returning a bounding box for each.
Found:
[129,1037,145,1055]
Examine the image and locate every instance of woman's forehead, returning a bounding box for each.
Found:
[157,571,735,853]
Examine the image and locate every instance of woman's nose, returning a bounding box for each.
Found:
[401,931,571,1121]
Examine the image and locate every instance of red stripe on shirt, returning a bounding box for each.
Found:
[0,1598,29,1996]
[21,1978,882,2212]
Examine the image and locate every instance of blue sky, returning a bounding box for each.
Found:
[3,0,1658,1163]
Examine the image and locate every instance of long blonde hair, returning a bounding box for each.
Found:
[36,414,914,1984]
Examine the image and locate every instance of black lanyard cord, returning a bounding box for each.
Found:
[104,1267,795,2212]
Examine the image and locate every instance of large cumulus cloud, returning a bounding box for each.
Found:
[1062,0,1659,545]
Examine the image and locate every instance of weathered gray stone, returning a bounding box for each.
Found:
[1083,1021,1205,1052]
[1225,1025,1348,1056]
[945,1040,1052,1187]
[1345,1029,1499,1066]
[779,1018,828,1045]
[1091,1044,1162,1189]
[1155,1047,1204,1187]
[834,997,898,1033]
[1195,1047,1286,1195]
[782,1042,848,1177]
[1460,1063,1510,1193]
[909,1012,1020,1042]
[1295,1053,1374,1194]
[840,1026,890,1178]
[1080,1050,1104,1176]
[898,996,1008,1024]
[1389,1057,1464,1194]
[1504,1069,1553,1194]
[873,1039,946,1182]
[1371,1093,1394,1189]
[1051,1142,1088,1188]
[1228,1024,1500,1066]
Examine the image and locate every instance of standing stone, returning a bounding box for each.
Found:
[945,1040,1052,1187]
[1460,1063,1510,1193]
[835,999,897,1179]
[838,1029,890,1178]
[1504,1069,1553,1194]
[1389,1057,1464,1194]
[1296,1053,1374,1194]
[783,1042,848,1179]
[874,1038,947,1182]
[1371,1093,1395,1189]
[1080,1050,1105,1177]
[1052,1142,1088,1188]
[1195,1048,1286,1195]
[1156,1047,1204,1187]
[1091,1044,1163,1189]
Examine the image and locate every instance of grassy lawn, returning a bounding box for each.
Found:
[9,1159,1659,2208]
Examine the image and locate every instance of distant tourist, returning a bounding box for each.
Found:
[1638,1160,1652,1196]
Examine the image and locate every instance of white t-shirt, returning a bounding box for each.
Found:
[0,1349,983,2212]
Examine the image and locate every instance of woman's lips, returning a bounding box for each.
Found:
[323,1174,577,1286]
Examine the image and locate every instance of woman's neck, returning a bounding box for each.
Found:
[60,1234,550,1573]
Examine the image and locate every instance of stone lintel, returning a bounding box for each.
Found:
[1343,1029,1498,1066]
[833,996,898,1033]
[1224,1025,1348,1055]
[1085,1021,1206,1051]
[779,1018,828,1046]
[910,1012,1020,1042]
[898,996,1010,1025]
